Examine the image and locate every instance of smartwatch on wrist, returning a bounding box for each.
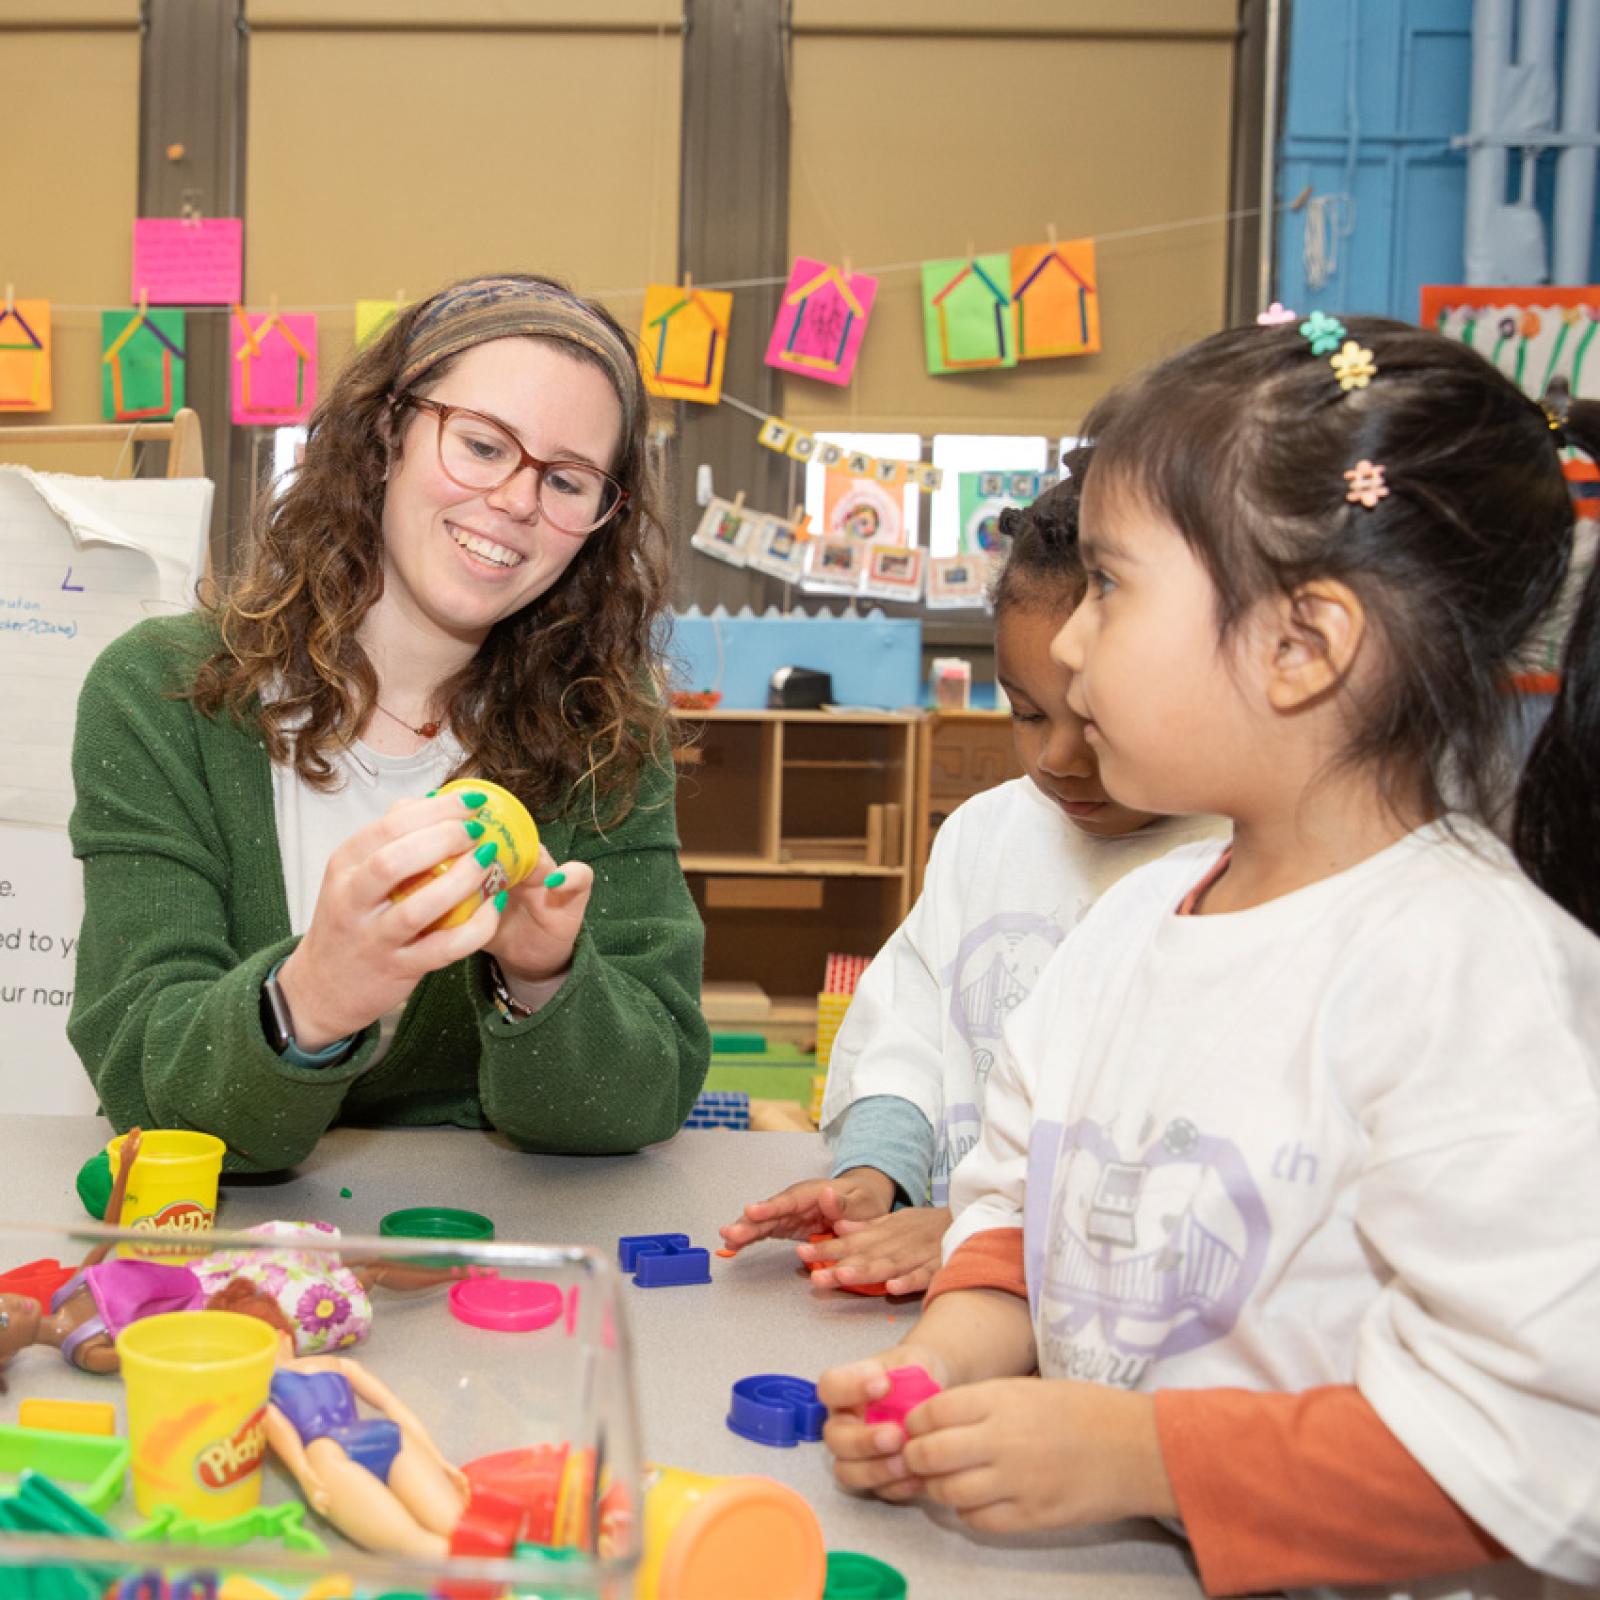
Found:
[260,960,357,1068]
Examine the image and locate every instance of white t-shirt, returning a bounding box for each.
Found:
[820,777,1226,1202]
[271,736,464,1061]
[948,820,1600,1597]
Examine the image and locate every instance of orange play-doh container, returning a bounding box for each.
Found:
[390,778,540,931]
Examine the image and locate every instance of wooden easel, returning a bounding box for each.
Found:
[0,406,205,479]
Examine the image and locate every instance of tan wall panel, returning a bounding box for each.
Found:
[0,2,138,23]
[0,25,141,476]
[793,0,1235,37]
[247,26,681,387]
[785,32,1234,436]
[248,0,679,27]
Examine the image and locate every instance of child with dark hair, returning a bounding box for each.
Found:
[720,459,1224,1293]
[820,317,1600,1596]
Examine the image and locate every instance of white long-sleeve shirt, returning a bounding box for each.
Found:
[948,821,1600,1596]
[820,777,1225,1202]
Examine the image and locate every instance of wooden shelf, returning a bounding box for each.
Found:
[781,758,890,770]
[674,708,920,726]
[682,853,903,878]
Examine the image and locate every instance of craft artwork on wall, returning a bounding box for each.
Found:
[922,255,1017,376]
[756,416,942,492]
[764,258,879,387]
[746,511,811,584]
[101,304,186,421]
[131,218,243,305]
[927,553,993,610]
[824,469,903,547]
[1011,237,1100,360]
[640,282,732,404]
[230,308,318,426]
[0,296,51,412]
[355,298,403,350]
[860,542,925,603]
[691,494,758,568]
[957,470,1057,554]
[802,536,863,596]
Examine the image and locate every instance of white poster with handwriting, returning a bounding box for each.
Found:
[0,467,212,1112]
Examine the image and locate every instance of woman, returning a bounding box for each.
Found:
[68,274,708,1170]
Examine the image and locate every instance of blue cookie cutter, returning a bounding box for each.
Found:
[618,1232,711,1287]
[726,1374,828,1447]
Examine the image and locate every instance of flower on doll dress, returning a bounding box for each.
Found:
[295,1283,352,1336]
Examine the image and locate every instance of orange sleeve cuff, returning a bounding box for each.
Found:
[1154,1384,1506,1596]
[924,1227,1026,1306]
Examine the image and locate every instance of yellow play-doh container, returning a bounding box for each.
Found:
[117,1310,279,1520]
[107,1130,225,1259]
[632,1465,825,1600]
[390,778,540,931]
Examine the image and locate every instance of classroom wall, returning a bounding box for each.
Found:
[244,0,682,399]
[0,1,142,476]
[781,0,1240,438]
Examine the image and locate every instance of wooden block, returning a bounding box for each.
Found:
[881,803,903,869]
[864,804,886,866]
[704,876,825,911]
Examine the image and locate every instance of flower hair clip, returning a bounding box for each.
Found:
[1257,301,1297,327]
[1298,310,1378,392]
[1343,460,1389,509]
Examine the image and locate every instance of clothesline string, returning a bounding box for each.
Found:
[36,201,1273,315]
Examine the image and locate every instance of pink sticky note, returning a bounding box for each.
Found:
[230,309,318,425]
[132,218,244,306]
[764,257,878,387]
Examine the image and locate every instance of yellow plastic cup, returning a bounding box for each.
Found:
[107,1130,225,1259]
[632,1464,824,1600]
[391,778,541,931]
[116,1310,280,1520]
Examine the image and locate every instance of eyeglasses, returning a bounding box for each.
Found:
[398,396,628,536]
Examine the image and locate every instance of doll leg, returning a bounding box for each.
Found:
[387,1440,471,1537]
[301,1439,449,1559]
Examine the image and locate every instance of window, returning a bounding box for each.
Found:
[803,431,923,546]
[928,434,1049,557]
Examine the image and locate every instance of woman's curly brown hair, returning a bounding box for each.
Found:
[189,272,676,826]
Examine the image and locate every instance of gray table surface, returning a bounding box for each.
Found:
[1,1115,1207,1598]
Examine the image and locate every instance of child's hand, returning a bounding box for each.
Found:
[901,1377,1175,1532]
[799,1204,950,1295]
[484,846,594,984]
[818,1348,948,1502]
[719,1167,895,1250]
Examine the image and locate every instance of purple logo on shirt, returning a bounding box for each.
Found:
[944,910,1068,1052]
[1029,1116,1272,1365]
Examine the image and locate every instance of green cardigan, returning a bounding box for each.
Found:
[68,614,709,1172]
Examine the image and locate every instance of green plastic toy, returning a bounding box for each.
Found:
[0,1425,128,1514]
[824,1550,909,1600]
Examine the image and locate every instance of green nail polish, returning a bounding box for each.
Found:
[464,820,486,840]
[474,840,499,867]
[543,870,567,889]
[460,790,488,809]
[425,789,438,798]
[493,890,508,913]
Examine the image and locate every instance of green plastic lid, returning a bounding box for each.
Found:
[825,1551,908,1600]
[378,1205,495,1241]
[75,1149,113,1222]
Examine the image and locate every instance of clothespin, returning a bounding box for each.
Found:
[1046,221,1058,248]
[136,285,149,321]
[732,490,747,512]
[3,283,12,314]
[966,239,976,264]
[789,504,813,541]
[683,272,694,296]
[841,256,854,281]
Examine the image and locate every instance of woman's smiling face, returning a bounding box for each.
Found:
[377,335,625,649]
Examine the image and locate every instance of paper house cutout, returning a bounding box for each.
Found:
[640,284,732,404]
[101,309,186,421]
[764,257,878,387]
[0,299,51,412]
[1011,239,1100,360]
[231,309,318,425]
[922,255,1017,375]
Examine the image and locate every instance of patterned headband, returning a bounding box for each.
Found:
[396,277,642,433]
